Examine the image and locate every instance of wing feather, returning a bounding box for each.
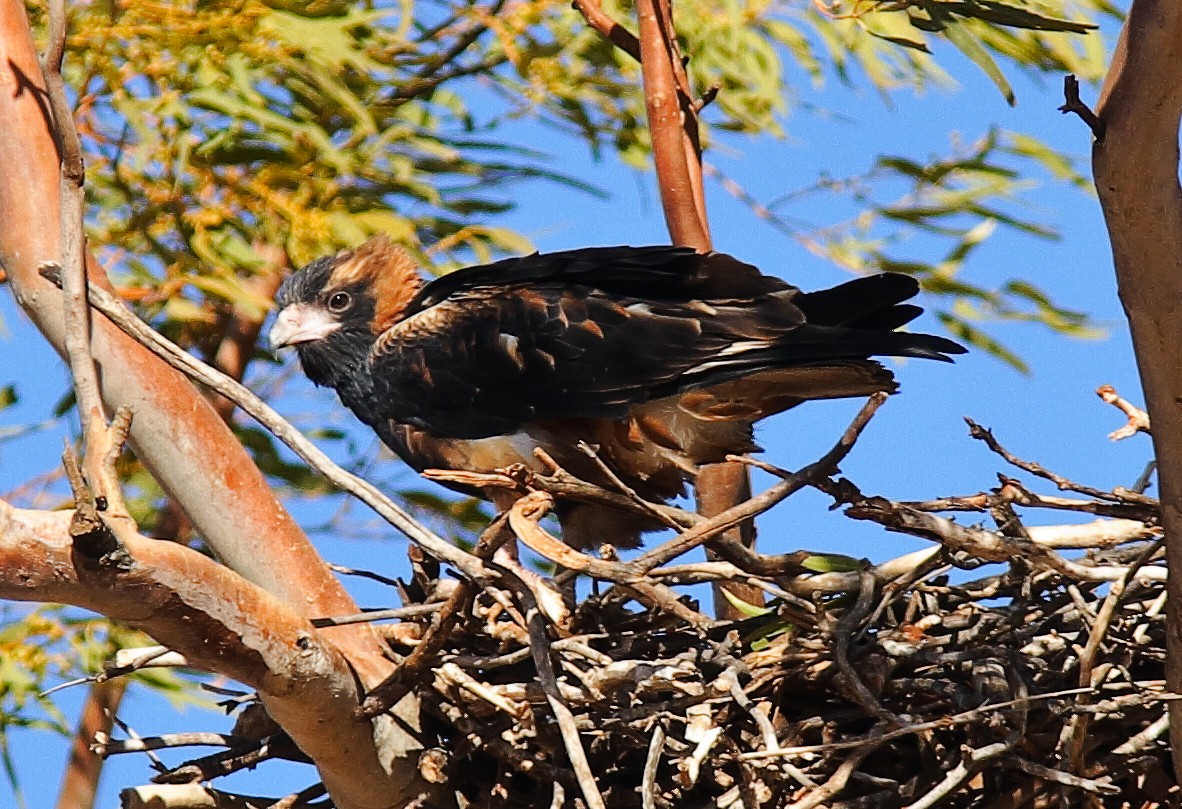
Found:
[362,248,963,440]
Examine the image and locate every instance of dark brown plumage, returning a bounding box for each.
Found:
[269,237,964,547]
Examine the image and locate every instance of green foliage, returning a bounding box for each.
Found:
[0,607,201,804]
[799,0,1112,101]
[753,128,1102,371]
[800,553,862,573]
[36,0,1109,469]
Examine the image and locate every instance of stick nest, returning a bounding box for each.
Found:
[116,396,1174,808]
[390,400,1173,808]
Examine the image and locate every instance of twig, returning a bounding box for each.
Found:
[1132,459,1157,494]
[103,646,187,681]
[720,666,782,756]
[327,563,403,589]
[511,569,607,809]
[576,441,684,531]
[309,603,442,628]
[641,722,666,809]
[427,461,699,531]
[740,686,1094,760]
[38,266,491,583]
[632,393,887,573]
[831,569,904,726]
[1064,538,1164,772]
[1059,74,1106,141]
[39,3,101,442]
[1096,384,1151,439]
[1008,757,1118,795]
[94,732,248,757]
[507,491,712,627]
[151,736,302,785]
[786,731,883,809]
[436,662,528,719]
[267,782,327,809]
[903,740,1014,809]
[358,513,513,718]
[966,418,1140,503]
[693,85,720,112]
[1112,713,1169,755]
[842,495,1166,584]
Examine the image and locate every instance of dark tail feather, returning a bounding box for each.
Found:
[796,274,921,327]
[782,325,967,363]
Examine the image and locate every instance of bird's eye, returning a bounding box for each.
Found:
[327,291,352,313]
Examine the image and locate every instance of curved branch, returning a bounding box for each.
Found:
[0,499,429,809]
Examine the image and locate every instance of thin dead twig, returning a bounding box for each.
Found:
[966,418,1150,505]
[508,491,712,628]
[359,514,512,718]
[633,393,887,574]
[642,722,666,809]
[1059,73,1106,141]
[786,730,884,809]
[830,569,904,727]
[309,602,442,628]
[150,736,304,785]
[1064,538,1164,772]
[93,732,249,758]
[843,495,1166,584]
[1009,757,1118,795]
[509,567,607,809]
[577,441,685,531]
[904,740,1014,809]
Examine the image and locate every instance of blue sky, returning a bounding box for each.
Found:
[0,15,1155,807]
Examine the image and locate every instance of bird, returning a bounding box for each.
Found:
[269,236,964,549]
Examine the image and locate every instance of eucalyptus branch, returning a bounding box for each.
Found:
[635,0,710,250]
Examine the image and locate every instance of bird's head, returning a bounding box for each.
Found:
[269,235,422,391]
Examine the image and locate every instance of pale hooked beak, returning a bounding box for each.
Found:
[269,304,342,350]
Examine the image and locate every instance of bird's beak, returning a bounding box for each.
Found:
[269,304,341,350]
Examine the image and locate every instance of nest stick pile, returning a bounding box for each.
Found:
[104,394,1172,808]
[365,394,1169,807]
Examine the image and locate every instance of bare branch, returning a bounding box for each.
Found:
[1059,73,1106,141]
[39,1,102,448]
